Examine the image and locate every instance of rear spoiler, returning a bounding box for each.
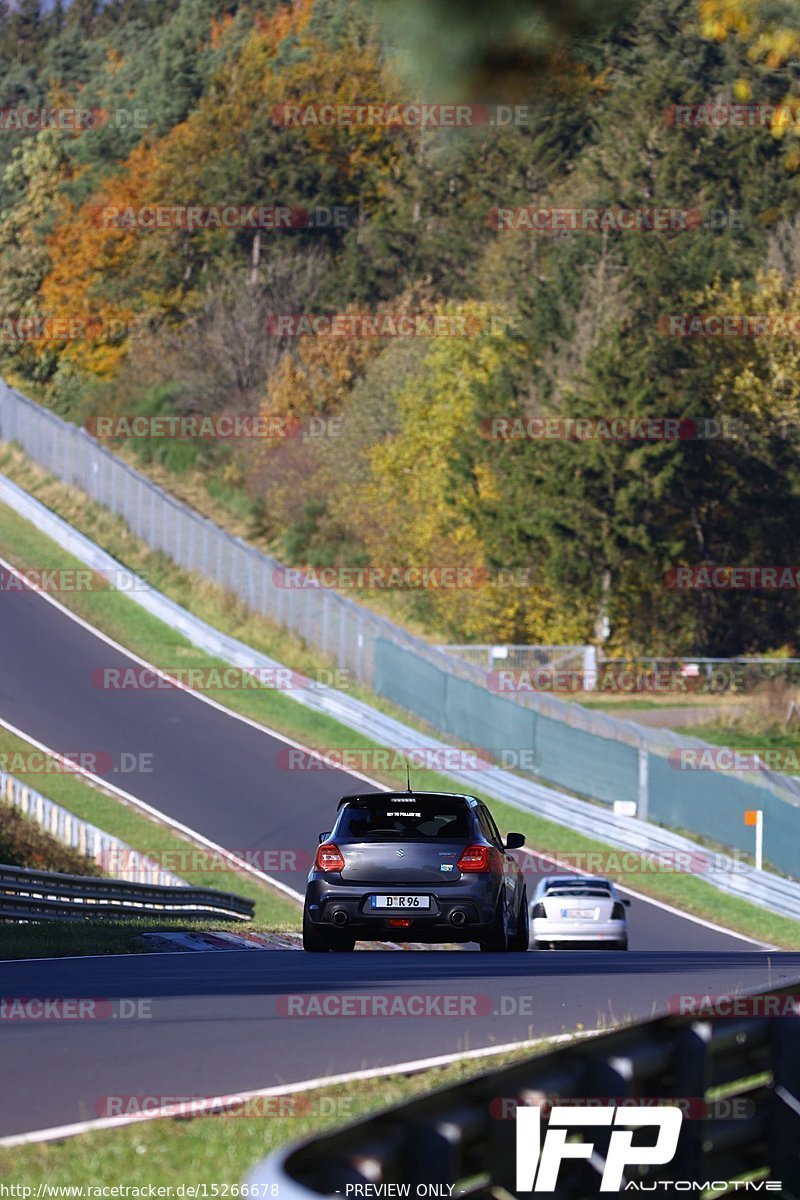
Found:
[336,791,476,811]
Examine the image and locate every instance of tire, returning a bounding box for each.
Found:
[302,907,332,952]
[508,888,530,952]
[479,891,510,952]
[613,940,629,951]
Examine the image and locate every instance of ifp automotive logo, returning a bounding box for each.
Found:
[516,1104,683,1192]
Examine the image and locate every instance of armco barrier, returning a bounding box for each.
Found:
[2,473,800,921]
[1,769,186,887]
[247,980,800,1198]
[3,379,800,877]
[0,862,254,921]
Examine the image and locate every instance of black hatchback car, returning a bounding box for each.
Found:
[302,791,529,952]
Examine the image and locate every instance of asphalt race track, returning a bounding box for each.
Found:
[1,564,798,1140]
[1,950,800,1138]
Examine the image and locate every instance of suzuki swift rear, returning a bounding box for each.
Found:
[302,791,529,951]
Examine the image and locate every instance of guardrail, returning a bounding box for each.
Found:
[1,769,187,887]
[247,981,800,1198]
[0,863,254,921]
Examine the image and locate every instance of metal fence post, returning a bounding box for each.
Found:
[638,747,649,821]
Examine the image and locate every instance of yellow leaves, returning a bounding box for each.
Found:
[697,0,800,165]
[105,47,124,75]
[694,270,800,425]
[698,1,800,69]
[264,312,380,421]
[324,300,525,634]
[750,25,800,68]
[770,97,800,140]
[698,0,756,42]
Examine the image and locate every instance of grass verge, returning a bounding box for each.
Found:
[0,919,263,960]
[0,723,300,943]
[675,723,800,767]
[1,448,800,946]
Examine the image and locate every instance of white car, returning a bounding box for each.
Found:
[530,875,629,950]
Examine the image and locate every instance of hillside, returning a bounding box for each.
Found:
[1,0,799,654]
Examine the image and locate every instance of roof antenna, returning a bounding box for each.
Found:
[405,759,412,793]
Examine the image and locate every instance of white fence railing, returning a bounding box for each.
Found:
[1,770,186,887]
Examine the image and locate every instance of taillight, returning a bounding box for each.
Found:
[315,842,345,872]
[531,903,546,918]
[457,844,490,872]
[611,902,626,920]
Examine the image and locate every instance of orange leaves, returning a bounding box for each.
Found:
[38,141,164,375]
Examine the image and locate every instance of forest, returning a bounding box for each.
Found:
[1,0,799,655]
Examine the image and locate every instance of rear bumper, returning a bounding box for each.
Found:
[305,877,498,940]
[531,919,627,946]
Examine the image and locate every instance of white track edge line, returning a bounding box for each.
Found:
[0,554,772,946]
[0,713,303,906]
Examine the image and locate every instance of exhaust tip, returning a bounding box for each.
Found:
[331,909,349,927]
[450,909,467,928]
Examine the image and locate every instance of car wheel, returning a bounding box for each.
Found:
[613,940,629,951]
[479,891,509,952]
[302,907,332,952]
[508,888,529,951]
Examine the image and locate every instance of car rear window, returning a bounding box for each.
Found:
[336,799,471,840]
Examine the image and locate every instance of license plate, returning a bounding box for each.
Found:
[562,907,596,919]
[371,894,430,910]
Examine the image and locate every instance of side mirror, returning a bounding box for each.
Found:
[622,898,631,907]
[318,832,332,844]
[505,832,526,850]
